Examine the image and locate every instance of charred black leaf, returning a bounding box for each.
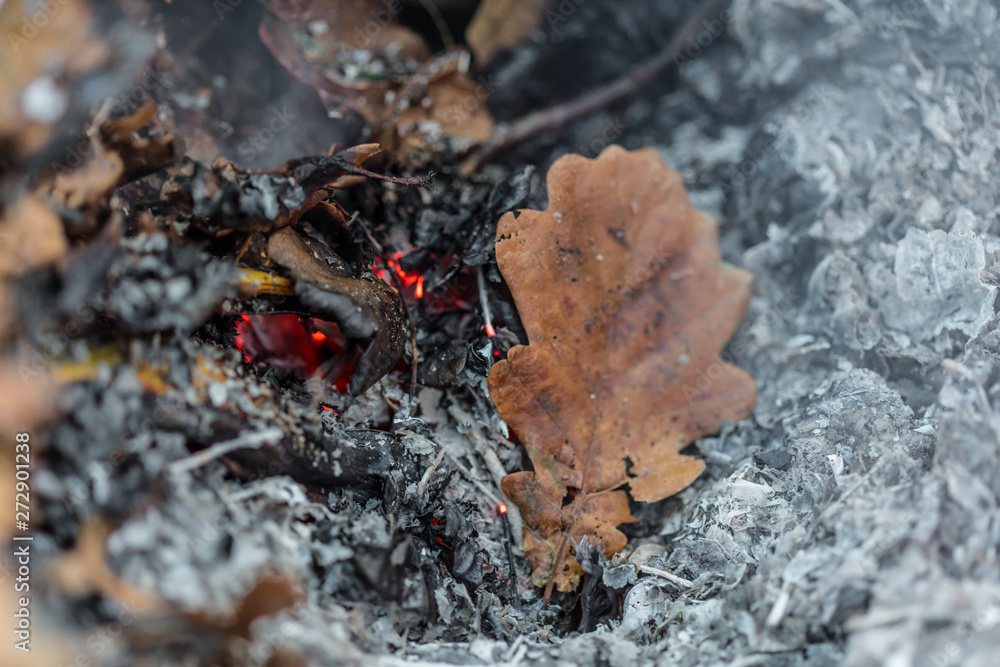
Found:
[418,340,468,388]
[428,503,487,589]
[17,237,233,338]
[462,165,534,266]
[165,144,395,236]
[217,424,414,493]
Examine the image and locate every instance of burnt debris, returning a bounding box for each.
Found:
[5,0,999,666]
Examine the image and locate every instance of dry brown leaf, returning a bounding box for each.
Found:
[229,576,302,639]
[50,151,124,210]
[49,520,165,612]
[0,193,62,414]
[48,518,304,662]
[260,0,429,127]
[100,106,178,184]
[0,195,68,277]
[0,0,106,159]
[466,0,547,66]
[0,456,71,666]
[0,363,52,434]
[260,1,495,162]
[489,146,757,592]
[387,70,497,162]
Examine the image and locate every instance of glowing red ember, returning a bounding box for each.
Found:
[235,314,353,393]
[374,251,424,300]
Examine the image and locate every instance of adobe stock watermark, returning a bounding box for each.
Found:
[4,0,73,57]
[844,522,909,576]
[577,241,673,335]
[927,594,1000,667]
[55,599,147,667]
[17,265,141,386]
[49,68,173,175]
[545,114,630,190]
[681,354,733,402]
[578,115,630,159]
[502,236,672,352]
[246,621,297,667]
[544,0,588,44]
[876,0,927,38]
[440,73,500,135]
[236,105,297,163]
[671,5,734,69]
[61,394,180,511]
[441,59,629,143]
[683,284,796,403]
[718,85,832,195]
[352,0,404,49]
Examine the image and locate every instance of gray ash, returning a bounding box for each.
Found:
[6,0,1000,665]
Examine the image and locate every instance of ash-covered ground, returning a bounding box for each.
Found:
[6,0,1000,666]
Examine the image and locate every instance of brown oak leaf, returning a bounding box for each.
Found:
[260,0,495,163]
[466,0,547,66]
[489,146,757,593]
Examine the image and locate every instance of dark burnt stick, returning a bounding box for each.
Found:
[375,253,421,401]
[472,0,732,166]
[329,162,433,188]
[500,503,517,599]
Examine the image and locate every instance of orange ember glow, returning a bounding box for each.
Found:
[234,314,252,363]
[499,502,507,514]
[234,314,353,393]
[485,321,496,337]
[374,251,425,299]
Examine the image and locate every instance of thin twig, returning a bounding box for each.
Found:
[473,0,732,166]
[168,428,284,475]
[406,302,420,401]
[444,450,502,507]
[351,212,385,256]
[476,265,494,338]
[417,0,455,49]
[336,162,433,187]
[639,565,693,589]
[417,446,448,497]
[471,430,523,549]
